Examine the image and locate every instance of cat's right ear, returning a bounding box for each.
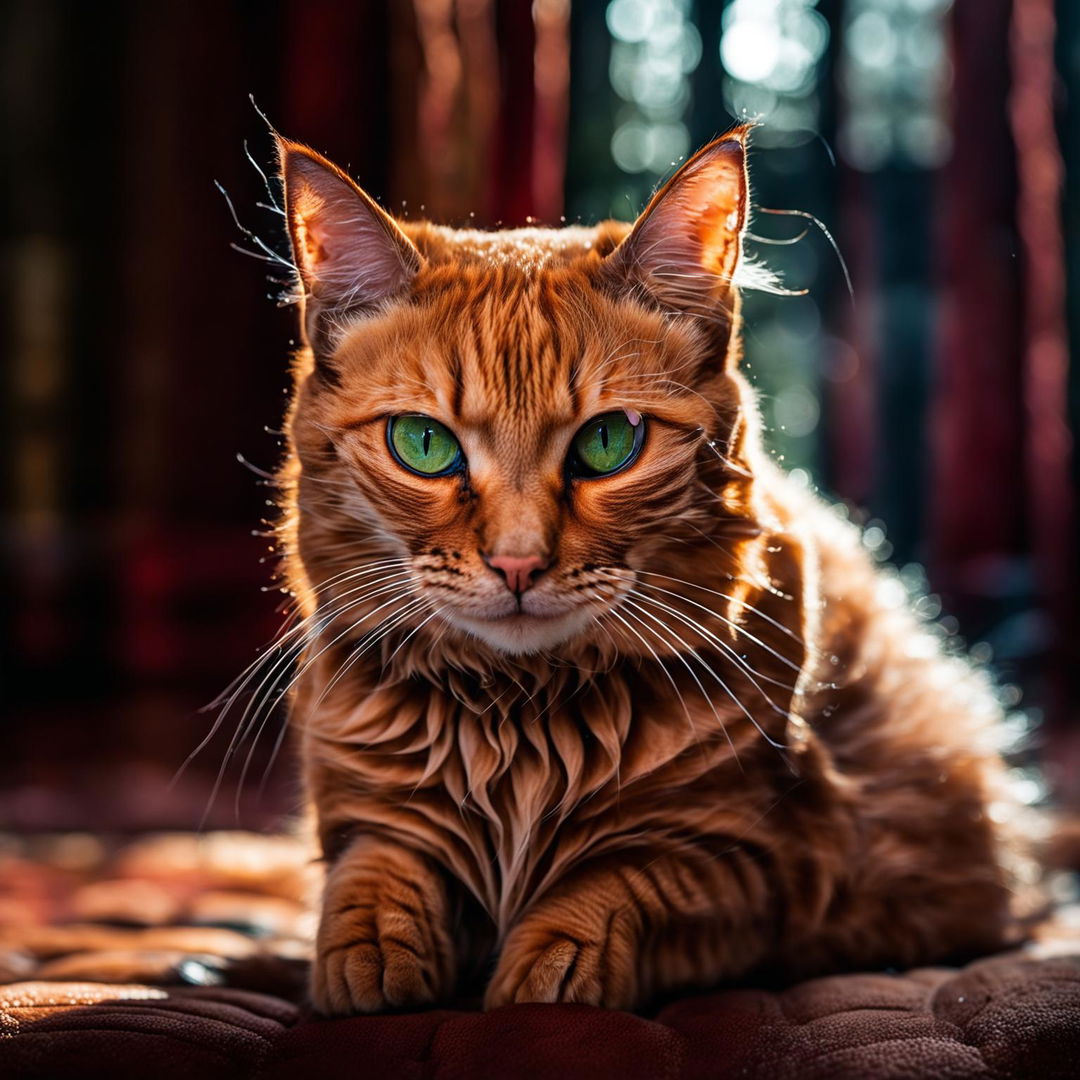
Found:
[601,129,750,320]
[277,137,422,354]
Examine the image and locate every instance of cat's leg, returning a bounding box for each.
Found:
[485,851,768,1010]
[311,835,456,1015]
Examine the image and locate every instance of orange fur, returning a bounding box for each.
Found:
[270,128,1033,1015]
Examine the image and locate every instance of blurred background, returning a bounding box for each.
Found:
[2,0,1078,832]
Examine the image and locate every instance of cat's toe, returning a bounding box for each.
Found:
[486,931,629,1009]
[312,933,438,1014]
[311,898,447,1015]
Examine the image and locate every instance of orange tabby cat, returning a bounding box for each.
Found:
[271,126,1027,1014]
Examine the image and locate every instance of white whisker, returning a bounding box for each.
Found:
[613,574,803,671]
[618,602,741,763]
[633,570,801,641]
[620,596,787,750]
[606,607,700,747]
[625,588,796,700]
[235,592,429,813]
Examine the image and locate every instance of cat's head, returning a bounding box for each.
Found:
[278,128,768,659]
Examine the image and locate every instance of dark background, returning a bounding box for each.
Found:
[2,0,1077,831]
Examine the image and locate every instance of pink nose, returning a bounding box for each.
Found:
[485,554,548,595]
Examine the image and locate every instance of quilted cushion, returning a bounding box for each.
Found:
[1,833,1078,1079]
[3,955,1080,1079]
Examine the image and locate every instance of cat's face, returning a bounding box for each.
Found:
[281,131,756,656]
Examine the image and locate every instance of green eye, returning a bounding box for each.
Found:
[570,411,644,477]
[388,415,463,476]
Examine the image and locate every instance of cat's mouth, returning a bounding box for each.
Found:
[449,605,601,655]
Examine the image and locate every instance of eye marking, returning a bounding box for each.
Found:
[567,411,645,479]
[387,415,464,477]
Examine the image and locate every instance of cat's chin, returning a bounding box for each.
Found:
[450,607,599,655]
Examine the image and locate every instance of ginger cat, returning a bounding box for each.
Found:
[269,127,1025,1014]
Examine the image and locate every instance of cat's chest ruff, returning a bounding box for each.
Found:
[310,665,732,926]
[440,694,622,924]
[427,674,731,923]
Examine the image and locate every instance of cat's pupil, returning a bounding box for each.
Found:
[423,427,432,456]
[599,424,609,450]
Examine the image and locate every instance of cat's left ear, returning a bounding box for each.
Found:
[277,137,422,353]
[603,127,750,318]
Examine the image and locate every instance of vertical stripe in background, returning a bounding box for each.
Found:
[1057,0,1080,800]
[930,0,1027,637]
[532,0,571,225]
[1011,0,1076,789]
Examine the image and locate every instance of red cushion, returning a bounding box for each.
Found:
[3,953,1079,1079]
[3,834,1078,1078]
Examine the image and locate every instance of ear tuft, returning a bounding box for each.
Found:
[276,137,421,349]
[605,127,751,317]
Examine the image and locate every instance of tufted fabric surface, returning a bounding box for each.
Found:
[1,833,1078,1079]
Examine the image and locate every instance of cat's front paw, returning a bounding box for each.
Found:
[312,882,452,1014]
[484,922,637,1010]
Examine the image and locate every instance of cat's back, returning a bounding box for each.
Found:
[760,465,1010,789]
